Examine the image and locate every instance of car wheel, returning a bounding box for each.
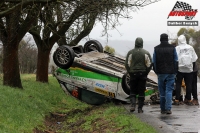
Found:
[83,40,103,53]
[53,45,75,69]
[122,73,130,95]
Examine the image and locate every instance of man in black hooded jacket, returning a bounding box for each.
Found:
[125,37,152,113]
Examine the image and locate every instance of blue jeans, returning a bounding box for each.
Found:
[157,74,176,111]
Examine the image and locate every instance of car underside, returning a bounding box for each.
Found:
[53,40,159,105]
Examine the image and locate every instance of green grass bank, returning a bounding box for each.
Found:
[0,74,157,133]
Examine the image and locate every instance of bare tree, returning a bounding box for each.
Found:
[29,0,160,82]
[0,2,41,88]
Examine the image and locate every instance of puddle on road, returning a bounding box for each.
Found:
[172,124,182,126]
[159,115,179,120]
[158,115,199,133]
[181,132,198,133]
[150,106,160,109]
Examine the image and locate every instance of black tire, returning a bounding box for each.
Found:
[83,40,103,53]
[53,45,75,69]
[122,73,130,95]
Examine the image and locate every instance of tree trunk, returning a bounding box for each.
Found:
[36,48,51,82]
[3,43,23,88]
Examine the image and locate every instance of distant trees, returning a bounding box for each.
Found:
[104,45,115,55]
[177,28,195,44]
[0,37,38,74]
[18,38,37,74]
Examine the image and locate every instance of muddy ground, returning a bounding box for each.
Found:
[33,105,123,133]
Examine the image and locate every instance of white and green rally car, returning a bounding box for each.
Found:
[53,40,159,105]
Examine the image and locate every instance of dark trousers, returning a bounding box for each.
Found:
[175,72,193,100]
[192,71,198,100]
[129,72,147,109]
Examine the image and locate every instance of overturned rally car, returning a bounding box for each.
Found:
[53,40,159,105]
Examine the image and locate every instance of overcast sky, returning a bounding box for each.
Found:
[89,0,200,41]
[80,0,200,56]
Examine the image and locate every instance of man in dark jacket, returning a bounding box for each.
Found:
[125,37,152,113]
[153,33,178,114]
[191,62,199,105]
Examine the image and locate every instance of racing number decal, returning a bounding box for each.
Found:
[108,92,115,98]
[95,88,115,98]
[71,89,79,98]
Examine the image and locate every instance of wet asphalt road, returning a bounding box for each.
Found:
[124,83,200,133]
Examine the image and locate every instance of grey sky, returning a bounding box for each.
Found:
[83,0,200,56]
[89,0,200,41]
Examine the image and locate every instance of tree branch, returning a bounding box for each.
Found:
[69,12,98,46]
[0,1,34,17]
[49,3,87,45]
[17,4,41,41]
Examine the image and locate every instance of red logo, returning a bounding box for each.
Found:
[71,89,78,98]
[167,1,198,20]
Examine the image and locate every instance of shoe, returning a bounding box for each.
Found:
[161,110,166,114]
[166,110,172,114]
[130,107,135,112]
[179,101,184,105]
[184,98,189,104]
[191,99,199,105]
[138,109,143,113]
[173,100,179,105]
[130,97,136,112]
[184,99,193,105]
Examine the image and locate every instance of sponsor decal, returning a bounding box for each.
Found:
[95,83,105,88]
[61,73,86,82]
[94,88,115,98]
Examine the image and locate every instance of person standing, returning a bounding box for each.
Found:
[171,43,186,104]
[174,35,198,105]
[125,37,152,113]
[191,62,199,105]
[153,33,178,114]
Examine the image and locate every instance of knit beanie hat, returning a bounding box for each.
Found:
[160,33,168,41]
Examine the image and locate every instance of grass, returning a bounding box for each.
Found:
[0,74,157,133]
[61,103,157,133]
